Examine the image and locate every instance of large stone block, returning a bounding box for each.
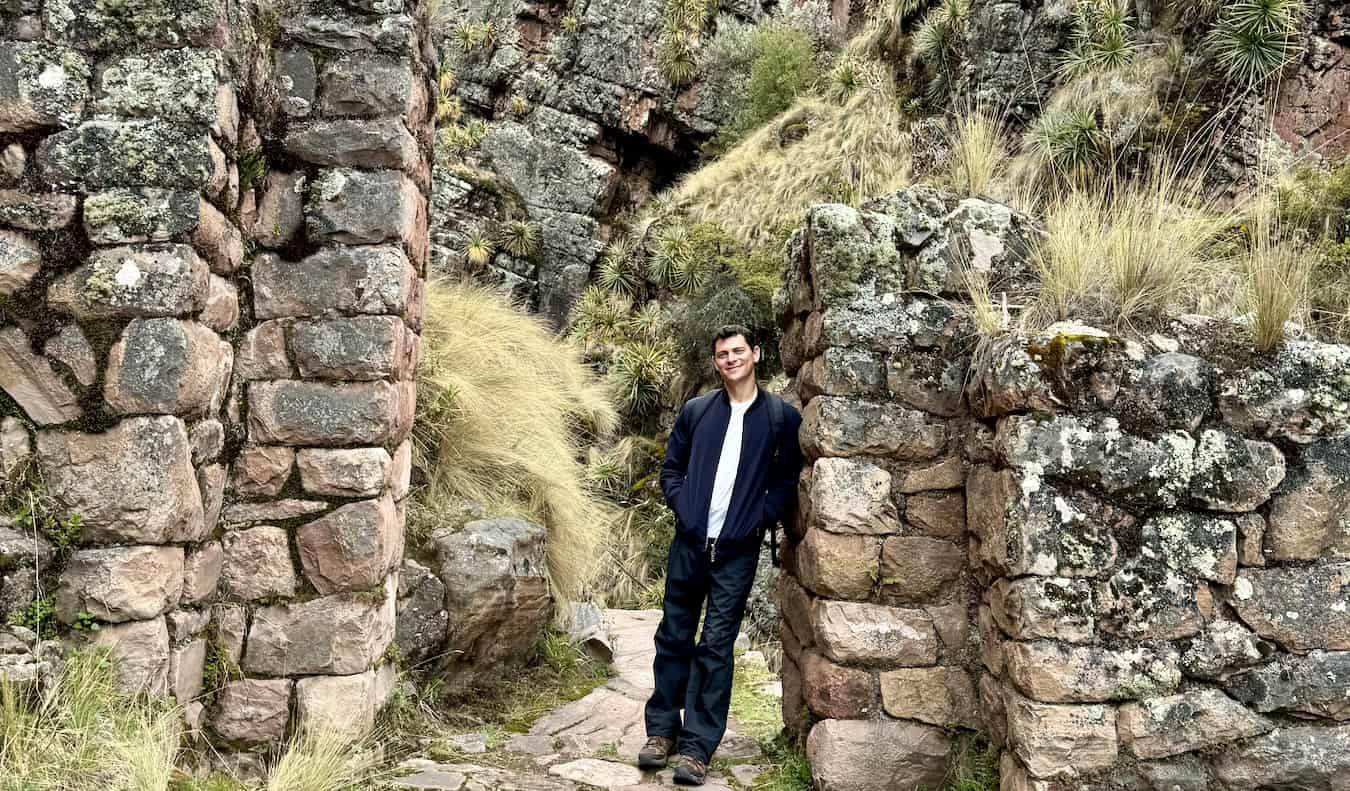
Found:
[48,244,209,319]
[1005,690,1118,779]
[296,495,401,594]
[244,588,395,675]
[0,326,82,425]
[801,651,875,719]
[234,320,293,380]
[1230,563,1350,652]
[305,168,422,247]
[36,416,204,544]
[104,319,231,416]
[1095,562,1206,641]
[798,348,886,401]
[251,245,415,319]
[1213,724,1350,788]
[879,666,978,728]
[1179,618,1274,681]
[284,118,418,170]
[0,229,40,295]
[295,671,379,738]
[796,529,879,600]
[220,526,297,601]
[904,490,965,540]
[806,718,950,791]
[886,350,967,417]
[297,447,391,498]
[181,541,222,605]
[43,0,224,51]
[1118,689,1271,759]
[93,49,222,123]
[230,445,294,497]
[0,189,78,230]
[248,379,411,446]
[989,577,1093,643]
[807,457,899,534]
[280,9,416,53]
[36,121,213,189]
[211,678,293,744]
[1187,429,1285,512]
[56,545,184,623]
[290,315,409,380]
[878,536,963,604]
[1002,641,1181,704]
[0,42,90,131]
[253,171,305,249]
[800,397,948,460]
[812,600,938,667]
[89,617,170,696]
[1116,351,1215,433]
[1138,511,1237,585]
[1226,650,1350,720]
[318,53,414,117]
[1219,339,1350,444]
[1265,437,1350,561]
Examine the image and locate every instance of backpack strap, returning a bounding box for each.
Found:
[764,393,786,567]
[684,390,720,435]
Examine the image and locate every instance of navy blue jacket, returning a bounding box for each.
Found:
[660,388,803,548]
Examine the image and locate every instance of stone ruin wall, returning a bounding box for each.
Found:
[0,0,433,769]
[778,186,1350,790]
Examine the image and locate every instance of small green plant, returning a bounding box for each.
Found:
[435,94,464,125]
[570,286,634,347]
[826,58,863,103]
[728,23,818,139]
[941,735,1000,791]
[597,236,643,296]
[610,341,676,418]
[658,0,712,84]
[462,228,496,267]
[649,222,693,286]
[1024,108,1109,182]
[436,119,488,159]
[455,20,498,51]
[70,610,100,634]
[1061,0,1137,76]
[509,94,530,115]
[1208,0,1307,86]
[561,13,579,31]
[6,596,56,639]
[238,146,267,190]
[913,0,970,100]
[496,220,542,258]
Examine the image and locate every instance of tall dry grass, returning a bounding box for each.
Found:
[265,728,382,791]
[946,107,1008,196]
[415,280,619,603]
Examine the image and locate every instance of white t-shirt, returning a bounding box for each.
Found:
[706,396,754,541]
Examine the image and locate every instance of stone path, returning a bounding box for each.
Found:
[394,609,768,791]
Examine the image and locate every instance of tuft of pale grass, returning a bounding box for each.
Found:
[416,280,620,603]
[946,107,1008,196]
[1242,209,1310,352]
[266,728,383,791]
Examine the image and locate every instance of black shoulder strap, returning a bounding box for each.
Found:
[764,393,787,567]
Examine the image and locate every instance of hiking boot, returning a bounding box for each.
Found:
[637,736,676,769]
[671,754,708,786]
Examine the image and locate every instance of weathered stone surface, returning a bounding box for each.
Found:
[254,171,305,248]
[43,324,96,387]
[43,0,223,51]
[306,168,422,247]
[1266,437,1350,561]
[895,457,964,493]
[796,529,878,600]
[1139,511,1238,584]
[549,758,643,787]
[48,244,208,319]
[290,315,408,381]
[1003,641,1181,703]
[1005,690,1118,779]
[1213,723,1350,788]
[295,670,378,738]
[275,47,316,116]
[104,319,231,416]
[284,118,418,170]
[1095,562,1206,641]
[182,541,222,605]
[165,608,210,643]
[197,462,225,533]
[188,419,223,465]
[910,196,1039,296]
[805,203,905,306]
[220,526,297,601]
[1230,563,1350,652]
[1179,618,1274,681]
[94,49,221,123]
[1226,650,1350,721]
[220,498,329,525]
[1117,351,1215,433]
[0,326,82,425]
[879,666,978,728]
[211,678,293,744]
[395,558,448,663]
[432,517,551,675]
[90,617,169,696]
[213,602,246,664]
[193,198,243,275]
[905,491,966,540]
[56,545,184,623]
[878,536,963,604]
[36,121,213,189]
[202,274,239,332]
[230,445,294,497]
[0,42,90,131]
[1237,513,1266,566]
[0,229,39,295]
[36,416,204,544]
[807,457,899,534]
[234,320,292,380]
[812,600,938,667]
[252,246,415,319]
[0,189,77,230]
[1118,689,1271,759]
[1187,429,1285,512]
[801,397,948,460]
[318,53,414,117]
[0,417,31,476]
[244,588,395,675]
[886,350,967,417]
[248,380,411,446]
[1220,340,1350,444]
[297,447,390,497]
[801,651,874,719]
[296,495,401,594]
[990,577,1093,643]
[169,637,206,703]
[806,718,950,791]
[799,348,886,401]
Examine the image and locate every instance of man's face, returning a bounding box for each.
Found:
[713,334,760,386]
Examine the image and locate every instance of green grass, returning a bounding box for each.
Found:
[725,655,810,790]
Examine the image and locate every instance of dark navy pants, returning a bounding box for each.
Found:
[644,533,760,764]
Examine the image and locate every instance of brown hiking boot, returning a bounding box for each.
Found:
[670,754,707,786]
[637,736,676,769]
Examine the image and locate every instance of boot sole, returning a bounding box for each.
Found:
[637,755,669,770]
[672,767,705,786]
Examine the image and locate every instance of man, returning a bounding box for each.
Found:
[637,325,803,786]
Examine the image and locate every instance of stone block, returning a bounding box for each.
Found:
[795,529,878,600]
[904,491,965,540]
[798,348,885,401]
[1187,429,1285,511]
[1213,724,1350,788]
[220,526,297,601]
[812,600,938,667]
[290,315,408,380]
[1138,511,1238,584]
[104,319,231,417]
[169,637,206,703]
[1005,690,1117,779]
[306,168,422,249]
[234,320,293,380]
[252,245,415,319]
[43,0,224,51]
[283,118,418,170]
[247,379,409,446]
[1002,641,1181,704]
[36,416,204,544]
[295,671,378,738]
[213,603,246,664]
[221,498,328,525]
[43,324,96,387]
[879,666,978,728]
[0,189,77,229]
[202,274,239,332]
[1226,650,1350,721]
[1219,339,1350,444]
[165,608,210,643]
[800,397,948,460]
[886,351,967,417]
[807,457,899,534]
[388,439,412,500]
[394,558,448,663]
[94,49,222,123]
[198,462,225,534]
[182,541,222,605]
[211,678,293,744]
[83,188,196,244]
[1118,689,1271,759]
[989,577,1093,643]
[878,536,963,604]
[192,197,243,275]
[230,445,294,497]
[800,651,874,719]
[275,47,316,116]
[0,42,90,131]
[1179,618,1274,680]
[1230,562,1350,652]
[244,588,395,675]
[297,447,391,498]
[1116,351,1215,433]
[0,417,32,478]
[1265,437,1350,561]
[1095,562,1206,641]
[806,718,950,791]
[0,325,82,425]
[280,10,416,53]
[56,545,184,623]
[89,617,170,696]
[188,419,224,465]
[318,53,414,117]
[0,229,39,295]
[48,244,208,319]
[296,494,401,594]
[1236,513,1266,566]
[36,121,212,190]
[253,171,305,248]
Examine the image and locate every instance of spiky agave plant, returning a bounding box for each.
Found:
[1061,0,1137,76]
[570,286,633,347]
[462,228,496,266]
[497,220,542,258]
[610,341,675,417]
[658,30,701,85]
[648,222,693,287]
[671,254,715,294]
[913,0,971,100]
[827,58,862,103]
[630,300,663,340]
[1025,108,1109,180]
[597,235,643,295]
[1208,0,1307,86]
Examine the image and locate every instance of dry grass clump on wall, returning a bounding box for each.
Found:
[415,280,619,604]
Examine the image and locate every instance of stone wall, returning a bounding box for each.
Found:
[0,0,432,769]
[779,186,1350,789]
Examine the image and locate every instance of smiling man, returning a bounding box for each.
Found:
[638,325,802,785]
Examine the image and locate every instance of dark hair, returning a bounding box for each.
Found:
[712,324,756,351]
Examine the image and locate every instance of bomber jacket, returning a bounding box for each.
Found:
[659,386,803,551]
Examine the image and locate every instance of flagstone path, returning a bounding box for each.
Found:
[394,609,769,791]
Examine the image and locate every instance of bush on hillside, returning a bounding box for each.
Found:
[712,23,821,152]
